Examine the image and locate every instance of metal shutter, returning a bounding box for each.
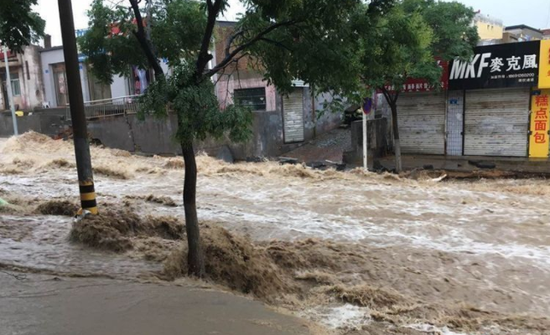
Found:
[283,89,305,143]
[397,92,446,155]
[464,88,529,157]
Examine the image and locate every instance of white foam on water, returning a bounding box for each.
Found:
[301,304,371,330]
[405,323,469,335]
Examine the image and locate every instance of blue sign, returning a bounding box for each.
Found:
[363,98,373,115]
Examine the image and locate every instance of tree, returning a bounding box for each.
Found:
[0,0,45,51]
[360,0,478,172]
[80,0,390,277]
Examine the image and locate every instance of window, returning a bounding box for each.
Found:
[11,77,21,96]
[52,63,68,106]
[234,88,266,111]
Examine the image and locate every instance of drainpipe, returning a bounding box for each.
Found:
[3,46,18,136]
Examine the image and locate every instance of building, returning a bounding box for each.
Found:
[213,21,342,151]
[542,29,550,40]
[474,12,504,41]
[40,46,129,108]
[505,25,544,42]
[0,46,45,112]
[389,40,550,159]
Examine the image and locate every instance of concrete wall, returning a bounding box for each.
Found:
[0,108,70,138]
[304,89,343,141]
[0,110,308,159]
[2,85,342,159]
[0,113,42,135]
[346,118,390,167]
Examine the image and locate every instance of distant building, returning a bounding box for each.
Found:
[213,21,343,147]
[0,46,45,112]
[473,12,504,41]
[39,46,128,108]
[542,29,550,40]
[505,25,543,41]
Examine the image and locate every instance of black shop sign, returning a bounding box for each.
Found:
[449,41,540,90]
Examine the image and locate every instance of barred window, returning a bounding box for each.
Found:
[11,77,21,96]
[234,88,266,111]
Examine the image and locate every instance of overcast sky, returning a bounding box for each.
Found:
[37,0,550,47]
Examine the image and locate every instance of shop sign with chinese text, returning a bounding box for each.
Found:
[529,90,550,158]
[383,59,449,93]
[538,40,550,89]
[449,41,540,90]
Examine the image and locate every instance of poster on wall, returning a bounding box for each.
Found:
[449,41,540,90]
[529,90,550,158]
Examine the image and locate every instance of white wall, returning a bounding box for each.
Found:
[111,74,128,99]
[40,47,89,107]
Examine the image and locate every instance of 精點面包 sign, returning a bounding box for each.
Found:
[449,41,540,90]
[529,90,550,158]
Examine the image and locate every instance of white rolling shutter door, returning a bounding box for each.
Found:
[283,89,305,143]
[397,92,446,155]
[464,88,529,157]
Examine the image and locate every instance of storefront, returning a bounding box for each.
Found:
[388,60,449,155]
[448,41,542,158]
[394,40,550,159]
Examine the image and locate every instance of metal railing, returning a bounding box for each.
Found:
[65,95,141,121]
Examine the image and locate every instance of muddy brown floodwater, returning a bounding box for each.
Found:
[1,132,549,335]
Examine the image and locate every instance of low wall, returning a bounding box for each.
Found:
[346,118,390,165]
[0,109,340,160]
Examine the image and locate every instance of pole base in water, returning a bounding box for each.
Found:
[79,181,98,215]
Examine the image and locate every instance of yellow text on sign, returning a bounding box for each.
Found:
[538,40,550,89]
[529,90,550,158]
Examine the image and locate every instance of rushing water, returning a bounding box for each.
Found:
[1,134,550,321]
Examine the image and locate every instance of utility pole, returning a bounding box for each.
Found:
[2,46,19,136]
[58,0,98,215]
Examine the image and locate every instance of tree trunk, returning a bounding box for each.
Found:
[390,102,402,173]
[181,140,205,278]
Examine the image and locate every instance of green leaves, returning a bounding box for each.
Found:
[0,0,45,52]
[360,0,478,93]
[78,0,149,84]
[242,0,368,97]
[139,64,253,144]
[152,0,207,65]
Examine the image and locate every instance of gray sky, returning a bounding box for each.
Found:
[37,0,550,47]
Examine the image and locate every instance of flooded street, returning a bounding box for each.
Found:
[1,133,550,334]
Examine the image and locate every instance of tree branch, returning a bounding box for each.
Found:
[259,37,293,52]
[205,20,297,79]
[196,0,223,80]
[380,86,391,105]
[225,29,244,57]
[129,0,164,80]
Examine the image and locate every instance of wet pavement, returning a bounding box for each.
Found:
[0,272,312,335]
